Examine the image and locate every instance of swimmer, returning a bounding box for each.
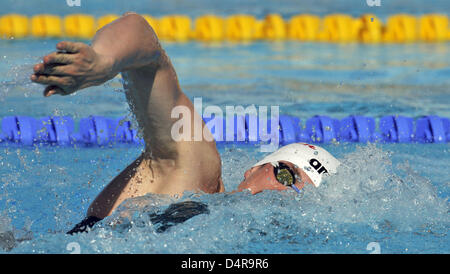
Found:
[30,13,340,234]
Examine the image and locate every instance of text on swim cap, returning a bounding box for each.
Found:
[309,159,328,174]
[302,143,316,150]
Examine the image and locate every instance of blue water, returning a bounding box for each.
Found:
[1,0,449,19]
[0,0,449,253]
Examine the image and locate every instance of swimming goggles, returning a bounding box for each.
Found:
[273,162,302,194]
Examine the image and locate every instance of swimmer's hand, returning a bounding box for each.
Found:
[31,41,116,97]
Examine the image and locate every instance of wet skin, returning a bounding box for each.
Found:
[30,12,313,221]
[31,13,223,219]
[237,161,314,195]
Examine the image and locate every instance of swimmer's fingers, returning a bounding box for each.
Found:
[56,41,87,54]
[43,85,65,97]
[42,41,89,65]
[33,63,71,75]
[43,52,75,65]
[31,75,77,94]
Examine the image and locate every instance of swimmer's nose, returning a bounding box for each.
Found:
[236,163,286,195]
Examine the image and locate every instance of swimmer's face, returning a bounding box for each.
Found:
[237,161,314,195]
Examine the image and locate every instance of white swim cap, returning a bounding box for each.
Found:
[253,142,340,187]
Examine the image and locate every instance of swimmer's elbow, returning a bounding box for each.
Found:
[94,12,159,50]
[121,12,158,40]
[122,13,164,59]
[94,12,164,70]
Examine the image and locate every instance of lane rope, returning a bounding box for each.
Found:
[0,13,449,42]
[0,115,448,146]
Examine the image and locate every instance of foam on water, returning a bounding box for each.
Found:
[0,22,449,254]
[3,144,448,253]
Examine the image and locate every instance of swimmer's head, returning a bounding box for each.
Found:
[237,143,340,195]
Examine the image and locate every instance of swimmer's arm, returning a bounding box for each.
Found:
[31,13,164,96]
[31,13,224,219]
[91,12,163,72]
[31,13,183,158]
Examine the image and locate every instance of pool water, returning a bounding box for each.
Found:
[1,0,449,254]
[0,143,448,253]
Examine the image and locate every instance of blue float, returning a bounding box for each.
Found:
[415,115,447,143]
[379,115,414,143]
[305,115,340,143]
[0,115,449,146]
[244,115,259,144]
[279,115,297,145]
[340,115,378,143]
